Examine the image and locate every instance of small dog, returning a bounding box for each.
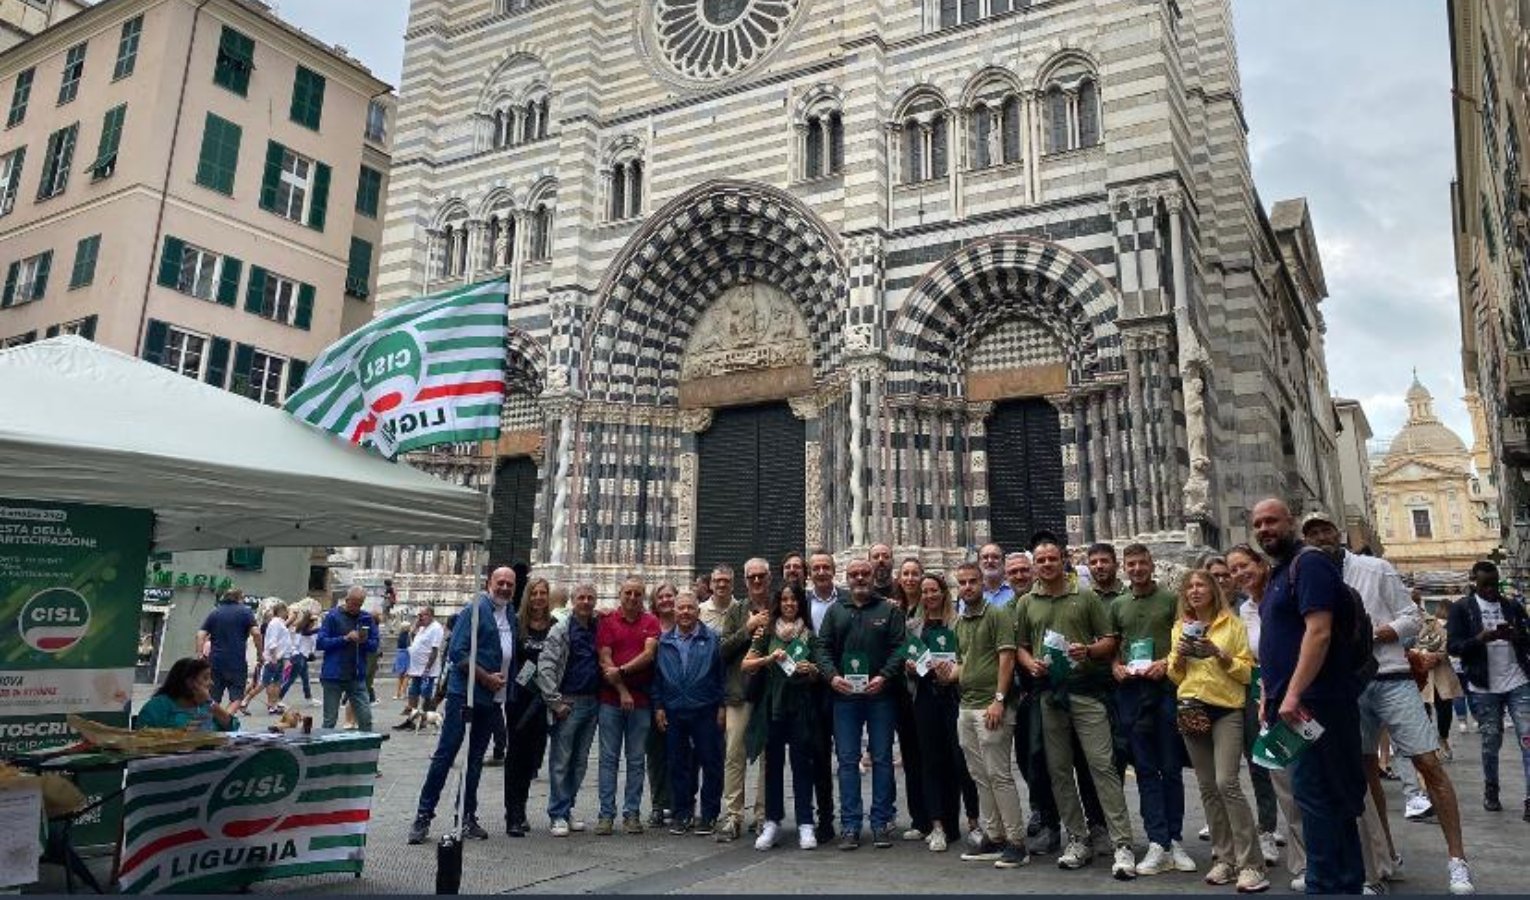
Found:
[399,700,443,735]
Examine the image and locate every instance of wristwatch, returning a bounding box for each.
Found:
[994,692,1006,703]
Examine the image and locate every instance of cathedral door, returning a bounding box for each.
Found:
[986,398,1066,553]
[487,456,538,569]
[695,403,805,579]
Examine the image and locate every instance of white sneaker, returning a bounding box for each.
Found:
[754,820,779,851]
[1290,875,1306,892]
[1057,837,1091,869]
[1236,867,1271,893]
[798,824,817,850]
[1363,882,1387,895]
[1198,824,1211,841]
[1171,840,1197,872]
[1404,795,1434,820]
[570,820,587,833]
[1113,846,1138,880]
[1448,858,1475,895]
[1135,842,1172,876]
[550,819,570,837]
[902,827,925,841]
[1456,719,1468,734]
[928,825,948,852]
[1259,831,1279,866]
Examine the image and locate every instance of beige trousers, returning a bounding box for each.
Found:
[1269,766,1307,876]
[1184,711,1262,872]
[1039,693,1134,846]
[722,702,753,822]
[957,706,1025,845]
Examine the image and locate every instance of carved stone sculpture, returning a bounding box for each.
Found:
[682,282,810,379]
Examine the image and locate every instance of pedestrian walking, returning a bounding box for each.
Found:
[1413,597,1463,759]
[742,582,822,851]
[397,607,444,723]
[279,609,317,705]
[195,588,262,706]
[392,620,413,700]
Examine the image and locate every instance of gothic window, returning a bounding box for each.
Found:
[530,204,552,260]
[937,0,1025,28]
[1040,59,1103,154]
[1001,95,1022,162]
[1045,86,1069,153]
[483,211,515,270]
[800,106,843,180]
[973,104,993,169]
[607,159,643,221]
[1077,79,1101,147]
[898,93,948,183]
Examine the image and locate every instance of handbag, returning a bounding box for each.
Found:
[1407,651,1432,690]
[1176,698,1213,737]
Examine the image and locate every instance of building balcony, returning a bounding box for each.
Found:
[1503,415,1530,467]
[1506,349,1530,416]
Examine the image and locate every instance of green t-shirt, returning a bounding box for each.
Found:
[1013,585,1114,691]
[1110,583,1178,668]
[953,600,1015,709]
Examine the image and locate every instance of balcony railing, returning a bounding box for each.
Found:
[1506,349,1530,416]
[1503,415,1530,467]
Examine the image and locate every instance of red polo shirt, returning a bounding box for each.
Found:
[596,610,661,707]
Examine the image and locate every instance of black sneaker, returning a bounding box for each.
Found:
[1485,784,1503,812]
[838,831,861,851]
[485,754,505,768]
[463,818,489,840]
[873,825,896,848]
[693,819,715,836]
[507,819,525,838]
[1026,824,1060,855]
[1524,798,1530,823]
[648,809,668,829]
[996,843,1031,869]
[815,821,836,844]
[961,837,1005,861]
[669,819,694,836]
[407,816,430,845]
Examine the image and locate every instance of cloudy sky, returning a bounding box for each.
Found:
[278,1,1463,449]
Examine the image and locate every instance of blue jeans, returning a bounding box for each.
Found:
[1116,680,1185,846]
[321,678,372,731]
[597,703,652,819]
[211,668,247,705]
[546,695,599,822]
[832,695,897,834]
[1290,696,1366,894]
[415,695,500,821]
[279,654,311,701]
[665,706,723,824]
[1466,681,1530,795]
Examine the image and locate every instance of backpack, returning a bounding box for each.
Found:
[1289,546,1379,689]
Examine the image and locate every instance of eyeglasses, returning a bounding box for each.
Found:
[746,573,767,580]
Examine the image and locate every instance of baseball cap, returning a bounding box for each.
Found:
[1299,511,1338,534]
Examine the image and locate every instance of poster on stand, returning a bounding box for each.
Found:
[0,498,152,848]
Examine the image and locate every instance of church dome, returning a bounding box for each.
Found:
[1387,375,1467,458]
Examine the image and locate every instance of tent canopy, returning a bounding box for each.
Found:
[0,337,489,551]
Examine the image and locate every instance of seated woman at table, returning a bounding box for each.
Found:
[137,657,241,732]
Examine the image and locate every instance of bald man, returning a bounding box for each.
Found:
[409,567,519,844]
[318,586,379,730]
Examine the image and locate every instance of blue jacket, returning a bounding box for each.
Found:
[316,605,379,682]
[652,623,725,714]
[447,593,515,707]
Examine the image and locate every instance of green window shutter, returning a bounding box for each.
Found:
[205,336,230,387]
[288,358,308,396]
[289,66,325,130]
[215,27,254,96]
[217,255,242,306]
[142,319,167,363]
[80,315,96,339]
[89,104,125,180]
[69,234,99,288]
[345,237,372,297]
[195,113,241,194]
[245,265,267,314]
[230,342,254,396]
[45,324,60,338]
[307,161,330,231]
[31,251,51,301]
[2,261,17,307]
[7,68,32,128]
[295,282,315,330]
[355,166,380,218]
[157,235,184,288]
[259,141,284,212]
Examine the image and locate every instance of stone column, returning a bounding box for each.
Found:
[676,408,714,574]
[968,401,993,550]
[850,378,866,548]
[1088,392,1109,540]
[791,396,824,553]
[546,403,576,566]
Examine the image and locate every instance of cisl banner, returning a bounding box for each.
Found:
[0,498,151,847]
[116,735,380,893]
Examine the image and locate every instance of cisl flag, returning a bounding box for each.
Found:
[283,277,509,458]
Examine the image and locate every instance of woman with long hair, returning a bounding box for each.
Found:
[887,557,931,842]
[392,618,414,700]
[904,572,968,852]
[138,657,240,732]
[646,581,680,828]
[1410,594,1464,759]
[742,581,822,850]
[1168,569,1265,892]
[279,609,318,705]
[504,576,557,836]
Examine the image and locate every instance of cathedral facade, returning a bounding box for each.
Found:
[362,0,1342,605]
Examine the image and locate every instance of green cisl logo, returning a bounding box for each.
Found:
[19,587,91,653]
[207,747,302,838]
[357,329,424,412]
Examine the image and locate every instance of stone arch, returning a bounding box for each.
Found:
[431,198,470,229]
[793,83,845,125]
[506,326,546,396]
[893,83,950,120]
[601,133,645,169]
[520,174,558,210]
[887,235,1123,397]
[960,65,1023,109]
[475,187,516,220]
[582,179,848,405]
[1032,48,1100,93]
[474,48,550,115]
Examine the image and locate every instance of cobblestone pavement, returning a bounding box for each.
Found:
[45,692,1530,894]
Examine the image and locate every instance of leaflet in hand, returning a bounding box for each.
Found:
[1126,637,1154,675]
[843,651,870,693]
[515,660,538,687]
[1251,710,1325,770]
[923,626,958,664]
[903,634,933,677]
[780,637,811,675]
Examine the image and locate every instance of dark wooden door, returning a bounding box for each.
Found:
[986,398,1065,553]
[487,455,537,570]
[695,403,805,579]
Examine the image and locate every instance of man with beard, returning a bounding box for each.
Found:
[1005,552,1034,597]
[1251,499,1365,894]
[1303,512,1475,894]
[870,543,896,600]
[724,557,775,836]
[782,552,807,591]
[806,550,848,841]
[977,543,1015,611]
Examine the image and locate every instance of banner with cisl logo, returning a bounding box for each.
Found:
[116,735,380,893]
[0,497,151,846]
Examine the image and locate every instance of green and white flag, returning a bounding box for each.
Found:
[283,278,509,458]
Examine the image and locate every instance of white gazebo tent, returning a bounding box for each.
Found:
[0,336,487,549]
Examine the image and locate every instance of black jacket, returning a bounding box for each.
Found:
[1446,591,1530,692]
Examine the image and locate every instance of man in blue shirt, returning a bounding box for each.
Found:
[196,588,262,706]
[979,543,1015,609]
[1252,498,1365,894]
[653,592,725,835]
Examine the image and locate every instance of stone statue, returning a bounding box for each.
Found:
[681,281,810,380]
[986,110,1003,167]
[494,226,511,268]
[1185,362,1209,468]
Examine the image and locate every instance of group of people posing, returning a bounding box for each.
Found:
[394,497,1530,896]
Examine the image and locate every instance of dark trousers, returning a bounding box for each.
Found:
[416,696,501,822]
[1289,696,1366,894]
[764,717,816,826]
[278,654,311,701]
[894,684,931,832]
[1116,680,1185,846]
[211,668,247,706]
[1432,697,1455,740]
[503,691,550,821]
[912,684,965,835]
[489,698,508,757]
[666,706,724,825]
[1017,697,1105,828]
[811,685,836,830]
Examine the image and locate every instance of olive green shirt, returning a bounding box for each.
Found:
[1014,583,1115,692]
[1110,582,1178,667]
[953,599,1013,709]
